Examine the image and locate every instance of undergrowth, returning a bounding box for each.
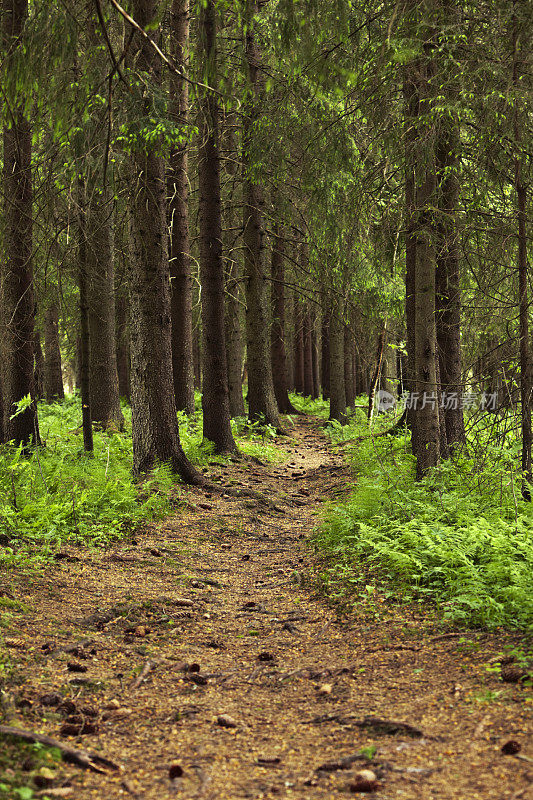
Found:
[314,404,533,630]
[0,394,285,568]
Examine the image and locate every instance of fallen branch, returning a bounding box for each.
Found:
[0,725,119,773]
[131,659,154,691]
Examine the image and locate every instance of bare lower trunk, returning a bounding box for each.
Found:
[311,321,320,399]
[270,223,296,413]
[329,305,346,423]
[115,288,131,402]
[169,0,195,415]
[34,329,44,399]
[86,198,123,429]
[44,299,64,403]
[293,298,304,394]
[198,0,237,453]
[303,308,313,397]
[321,308,330,399]
[344,325,355,408]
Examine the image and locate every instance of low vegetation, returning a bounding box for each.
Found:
[312,402,533,630]
[0,395,285,569]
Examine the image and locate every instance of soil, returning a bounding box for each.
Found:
[1,417,532,800]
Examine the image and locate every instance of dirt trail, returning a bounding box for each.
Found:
[3,418,532,799]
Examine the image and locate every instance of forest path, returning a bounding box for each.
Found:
[4,417,532,800]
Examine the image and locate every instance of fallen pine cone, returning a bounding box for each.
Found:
[216,714,237,729]
[501,665,530,684]
[501,740,521,755]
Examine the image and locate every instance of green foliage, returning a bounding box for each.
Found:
[314,410,533,630]
[0,738,62,800]
[0,395,286,569]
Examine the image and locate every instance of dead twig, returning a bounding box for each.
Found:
[0,725,119,773]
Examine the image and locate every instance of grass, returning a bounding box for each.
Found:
[311,400,533,630]
[0,393,286,568]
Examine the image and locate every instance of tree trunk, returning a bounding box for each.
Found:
[403,66,418,453]
[1,0,40,446]
[344,324,355,408]
[435,71,465,449]
[223,114,245,418]
[44,299,64,403]
[321,308,330,399]
[198,0,237,453]
[77,192,93,454]
[271,223,296,413]
[128,0,201,481]
[86,198,124,429]
[329,305,346,423]
[115,286,131,402]
[311,321,320,399]
[412,51,440,479]
[242,0,280,428]
[513,3,531,499]
[293,298,304,394]
[169,0,195,415]
[303,308,313,397]
[34,329,44,400]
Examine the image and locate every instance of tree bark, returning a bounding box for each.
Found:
[270,223,296,413]
[34,329,44,400]
[321,307,330,399]
[311,320,320,399]
[293,297,304,394]
[1,0,40,446]
[403,66,418,453]
[169,0,195,415]
[512,2,531,499]
[329,305,347,423]
[115,284,130,402]
[303,307,313,397]
[44,299,65,403]
[198,0,237,453]
[128,0,201,481]
[77,191,93,454]
[344,324,355,408]
[86,197,123,429]
[242,0,281,428]
[412,50,440,479]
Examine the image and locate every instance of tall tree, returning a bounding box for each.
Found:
[127,0,201,480]
[198,0,237,453]
[169,0,195,415]
[329,302,347,423]
[242,0,281,428]
[1,0,40,445]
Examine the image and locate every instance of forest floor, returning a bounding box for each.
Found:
[1,417,532,800]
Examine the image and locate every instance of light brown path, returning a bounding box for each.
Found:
[2,418,532,799]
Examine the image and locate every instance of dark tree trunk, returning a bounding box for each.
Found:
[169,0,195,416]
[403,67,418,453]
[435,86,465,449]
[77,195,93,454]
[242,1,280,428]
[293,298,304,394]
[44,299,64,403]
[128,0,201,481]
[223,115,245,418]
[368,329,386,420]
[303,308,313,397]
[271,223,296,413]
[34,329,44,399]
[1,0,40,446]
[198,0,237,453]
[193,321,201,390]
[513,4,531,499]
[412,53,440,479]
[311,321,320,399]
[329,305,346,423]
[321,308,330,399]
[86,198,124,429]
[0,373,4,444]
[344,325,355,408]
[115,286,131,402]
